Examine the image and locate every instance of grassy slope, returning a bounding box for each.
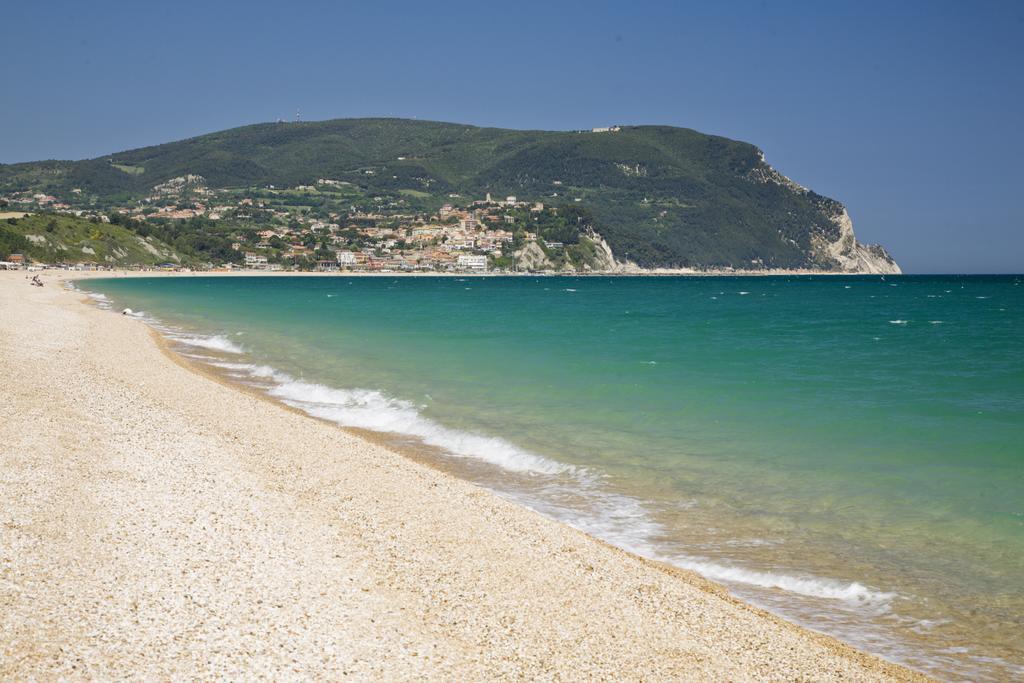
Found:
[0,119,856,269]
[1,214,184,265]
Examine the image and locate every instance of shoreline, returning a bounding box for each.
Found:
[15,266,900,279]
[1,270,927,679]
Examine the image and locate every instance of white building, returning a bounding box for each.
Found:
[448,237,475,250]
[505,196,517,206]
[457,254,488,271]
[335,250,357,266]
[244,252,268,269]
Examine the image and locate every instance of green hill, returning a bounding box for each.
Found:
[0,214,185,266]
[0,118,900,272]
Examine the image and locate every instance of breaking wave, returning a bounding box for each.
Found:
[86,292,113,309]
[669,557,896,609]
[168,333,245,354]
[272,375,572,475]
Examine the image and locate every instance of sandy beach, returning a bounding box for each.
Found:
[0,270,927,680]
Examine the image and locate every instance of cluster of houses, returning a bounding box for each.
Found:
[231,193,554,273]
[5,191,73,212]
[5,179,237,224]
[3,180,570,273]
[5,190,113,224]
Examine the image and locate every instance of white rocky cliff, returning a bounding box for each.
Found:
[751,151,901,274]
[814,207,902,275]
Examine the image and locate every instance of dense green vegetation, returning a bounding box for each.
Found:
[109,213,242,266]
[0,225,32,260]
[0,118,872,269]
[1,214,186,266]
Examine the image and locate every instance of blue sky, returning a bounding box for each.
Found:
[2,0,1022,272]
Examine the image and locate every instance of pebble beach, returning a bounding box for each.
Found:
[0,270,927,680]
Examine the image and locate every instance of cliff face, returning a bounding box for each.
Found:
[587,234,620,272]
[813,207,902,274]
[750,153,901,274]
[513,242,554,271]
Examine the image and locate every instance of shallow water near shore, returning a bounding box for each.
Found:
[83,274,1024,680]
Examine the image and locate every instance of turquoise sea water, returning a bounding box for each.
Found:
[84,275,1023,679]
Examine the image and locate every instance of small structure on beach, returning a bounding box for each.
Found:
[1,254,26,269]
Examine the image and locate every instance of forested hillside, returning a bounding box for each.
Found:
[0,119,899,271]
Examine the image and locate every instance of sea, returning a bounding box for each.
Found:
[81,274,1023,680]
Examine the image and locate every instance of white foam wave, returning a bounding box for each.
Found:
[889,320,908,325]
[209,361,278,378]
[266,377,571,475]
[670,557,896,609]
[508,484,665,560]
[179,352,218,361]
[170,334,245,354]
[87,292,112,309]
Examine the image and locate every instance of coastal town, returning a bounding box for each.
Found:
[1,169,618,273]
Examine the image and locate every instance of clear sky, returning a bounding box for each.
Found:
[2,1,1022,272]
